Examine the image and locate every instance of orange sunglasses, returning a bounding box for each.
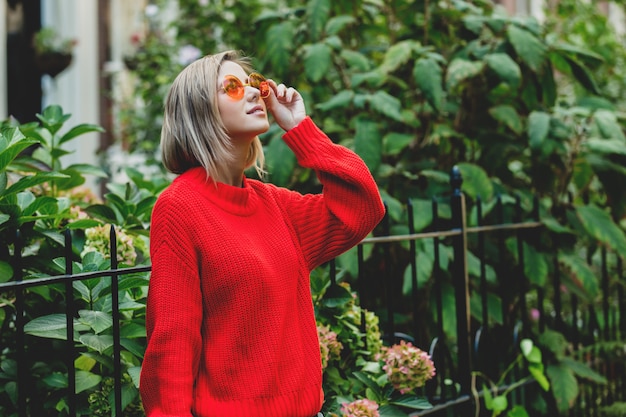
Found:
[221,73,270,100]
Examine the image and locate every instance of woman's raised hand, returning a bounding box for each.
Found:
[263,79,307,132]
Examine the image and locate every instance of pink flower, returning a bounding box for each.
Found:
[317,323,342,370]
[381,340,436,394]
[341,398,380,417]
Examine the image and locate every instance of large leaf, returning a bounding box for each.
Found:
[523,242,548,286]
[265,21,295,76]
[0,135,39,173]
[560,357,607,384]
[414,57,443,112]
[325,15,355,36]
[507,24,546,72]
[576,204,626,255]
[445,58,484,91]
[354,118,382,174]
[304,42,332,82]
[547,362,579,413]
[79,334,114,354]
[368,91,403,122]
[2,172,69,197]
[383,132,414,156]
[58,123,105,145]
[558,252,599,300]
[527,111,551,150]
[265,133,296,187]
[389,394,432,410]
[24,314,86,340]
[561,55,600,95]
[583,138,626,155]
[456,162,493,201]
[78,310,113,334]
[306,0,330,41]
[316,90,355,112]
[380,40,416,74]
[484,52,521,87]
[593,109,626,142]
[75,370,102,394]
[489,105,523,135]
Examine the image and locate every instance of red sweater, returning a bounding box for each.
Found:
[140,117,385,417]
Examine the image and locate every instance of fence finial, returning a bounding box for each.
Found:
[450,165,463,195]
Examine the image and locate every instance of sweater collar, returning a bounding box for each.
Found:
[180,167,259,216]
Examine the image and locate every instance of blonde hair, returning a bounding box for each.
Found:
[160,50,265,181]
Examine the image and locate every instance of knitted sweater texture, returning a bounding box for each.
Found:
[140,117,385,417]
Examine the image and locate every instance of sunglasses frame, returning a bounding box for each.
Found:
[222,73,270,100]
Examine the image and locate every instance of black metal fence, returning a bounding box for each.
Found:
[1,167,624,416]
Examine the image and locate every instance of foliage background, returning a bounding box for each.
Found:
[1,0,626,415]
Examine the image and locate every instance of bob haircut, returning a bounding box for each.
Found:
[160,50,265,181]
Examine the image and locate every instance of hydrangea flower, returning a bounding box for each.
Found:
[317,323,342,370]
[381,340,436,394]
[81,224,137,266]
[341,398,380,417]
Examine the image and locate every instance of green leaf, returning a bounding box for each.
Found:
[378,404,410,417]
[560,357,607,384]
[383,132,414,156]
[484,53,522,87]
[0,138,39,172]
[58,124,105,145]
[584,138,626,155]
[326,15,355,36]
[489,105,523,135]
[445,58,484,91]
[523,243,548,286]
[304,43,332,82]
[507,405,530,417]
[84,203,118,224]
[307,0,330,41]
[128,366,142,388]
[78,310,113,334]
[507,24,546,72]
[562,55,600,95]
[538,330,569,360]
[341,49,371,71]
[414,57,443,112]
[456,162,493,200]
[558,251,599,300]
[354,118,382,174]
[380,40,415,74]
[316,90,354,112]
[389,394,433,410]
[576,204,626,255]
[368,91,403,122]
[3,172,69,197]
[79,334,114,354]
[321,283,353,308]
[547,362,578,413]
[593,110,626,142]
[43,372,67,389]
[0,261,14,282]
[527,111,551,150]
[265,21,295,76]
[75,370,102,394]
[24,314,82,340]
[265,133,296,187]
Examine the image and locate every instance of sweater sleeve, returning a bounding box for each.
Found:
[140,194,202,417]
[278,117,385,270]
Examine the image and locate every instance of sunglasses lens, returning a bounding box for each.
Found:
[223,76,244,99]
[249,73,270,98]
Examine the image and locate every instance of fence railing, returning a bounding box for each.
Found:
[1,166,623,416]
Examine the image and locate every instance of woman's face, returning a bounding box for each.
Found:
[217,61,270,143]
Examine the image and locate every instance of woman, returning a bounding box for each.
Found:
[140,50,385,417]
